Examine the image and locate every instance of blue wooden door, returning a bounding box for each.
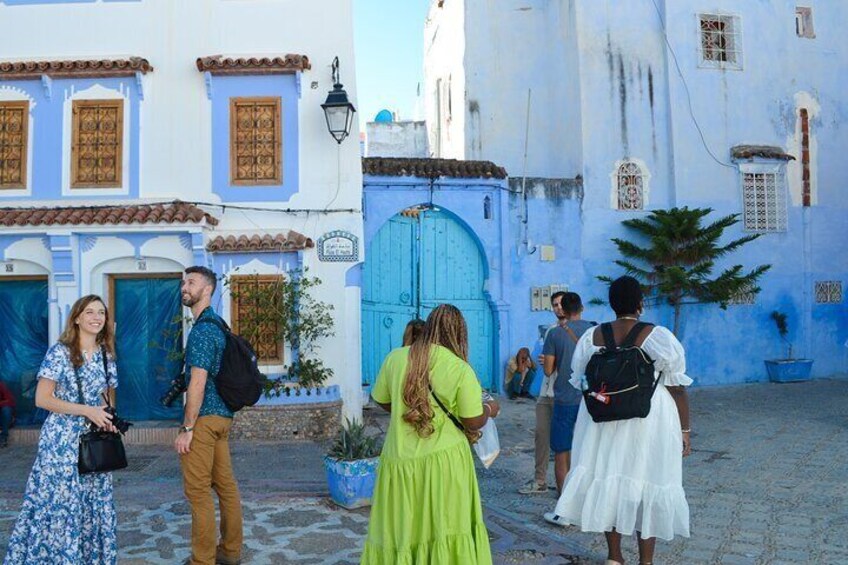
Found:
[362,215,418,386]
[113,277,183,421]
[362,209,494,388]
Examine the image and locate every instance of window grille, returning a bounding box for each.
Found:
[230,97,282,185]
[71,99,123,188]
[617,162,644,210]
[815,281,843,304]
[698,14,743,70]
[795,7,815,38]
[0,101,28,189]
[230,275,284,363]
[742,171,787,233]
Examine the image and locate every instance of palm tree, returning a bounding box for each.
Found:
[600,207,771,335]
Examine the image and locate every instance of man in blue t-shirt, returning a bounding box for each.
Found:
[542,292,595,496]
[176,266,242,565]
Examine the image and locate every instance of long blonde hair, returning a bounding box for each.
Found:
[402,304,468,438]
[59,295,116,369]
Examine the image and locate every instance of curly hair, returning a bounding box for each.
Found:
[402,304,468,438]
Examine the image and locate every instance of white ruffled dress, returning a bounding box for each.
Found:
[551,325,691,541]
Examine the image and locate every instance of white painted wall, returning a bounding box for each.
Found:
[423,0,466,159]
[366,121,429,158]
[425,0,583,177]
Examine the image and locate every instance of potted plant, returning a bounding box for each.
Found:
[765,310,814,382]
[323,418,380,509]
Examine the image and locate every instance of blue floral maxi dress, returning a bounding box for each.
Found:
[4,343,119,565]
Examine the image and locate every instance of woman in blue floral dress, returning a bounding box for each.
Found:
[4,295,120,565]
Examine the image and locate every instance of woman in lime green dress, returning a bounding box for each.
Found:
[362,305,500,565]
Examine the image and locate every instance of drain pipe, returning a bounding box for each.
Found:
[520,89,536,254]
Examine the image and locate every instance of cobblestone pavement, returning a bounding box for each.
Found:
[1,378,847,564]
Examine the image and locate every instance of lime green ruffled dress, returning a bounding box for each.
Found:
[361,345,492,565]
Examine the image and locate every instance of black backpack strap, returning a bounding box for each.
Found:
[621,322,654,348]
[195,316,230,333]
[600,323,617,350]
[429,386,465,433]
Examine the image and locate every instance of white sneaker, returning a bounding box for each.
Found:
[543,512,568,527]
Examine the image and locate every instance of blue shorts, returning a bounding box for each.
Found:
[550,403,580,453]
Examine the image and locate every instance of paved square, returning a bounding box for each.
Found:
[1,379,846,564]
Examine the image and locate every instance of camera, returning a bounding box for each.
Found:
[104,406,132,435]
[160,373,188,407]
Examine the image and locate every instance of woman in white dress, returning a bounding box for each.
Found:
[544,276,691,565]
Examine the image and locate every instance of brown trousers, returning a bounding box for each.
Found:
[534,397,554,485]
[181,415,243,565]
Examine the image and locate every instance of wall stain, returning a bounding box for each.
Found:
[508,177,583,202]
[618,52,629,156]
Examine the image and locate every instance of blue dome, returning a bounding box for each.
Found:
[374,109,393,123]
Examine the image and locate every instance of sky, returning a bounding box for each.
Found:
[353,0,431,128]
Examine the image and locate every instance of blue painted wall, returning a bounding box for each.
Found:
[0,76,141,200]
[209,74,300,203]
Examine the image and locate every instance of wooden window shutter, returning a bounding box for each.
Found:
[0,101,29,189]
[230,97,282,185]
[71,99,123,188]
[230,274,284,364]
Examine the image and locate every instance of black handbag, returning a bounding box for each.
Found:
[75,346,128,475]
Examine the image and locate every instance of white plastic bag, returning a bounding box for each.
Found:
[473,418,500,468]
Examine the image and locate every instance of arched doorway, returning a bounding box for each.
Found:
[362,207,495,388]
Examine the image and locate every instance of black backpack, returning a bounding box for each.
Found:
[582,322,659,423]
[195,317,264,412]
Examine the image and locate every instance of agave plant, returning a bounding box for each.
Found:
[328,418,380,461]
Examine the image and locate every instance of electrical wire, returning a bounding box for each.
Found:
[649,0,737,169]
[0,199,359,215]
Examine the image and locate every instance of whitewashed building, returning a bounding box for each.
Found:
[0,0,364,424]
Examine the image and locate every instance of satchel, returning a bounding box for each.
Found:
[582,322,660,423]
[75,347,128,475]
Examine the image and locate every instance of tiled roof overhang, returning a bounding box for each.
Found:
[196,55,311,76]
[0,201,217,227]
[731,145,795,161]
[362,157,507,179]
[206,232,314,253]
[0,57,153,80]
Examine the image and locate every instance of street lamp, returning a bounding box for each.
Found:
[321,57,356,144]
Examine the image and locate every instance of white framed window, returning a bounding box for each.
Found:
[617,162,644,210]
[740,164,787,233]
[795,7,815,38]
[698,13,743,70]
[815,281,843,304]
[610,158,650,211]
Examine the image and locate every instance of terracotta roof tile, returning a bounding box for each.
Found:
[362,157,507,179]
[206,232,314,253]
[0,201,217,227]
[196,54,311,75]
[731,145,795,161]
[0,57,153,80]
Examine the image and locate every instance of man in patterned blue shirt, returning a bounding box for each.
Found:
[175,266,242,565]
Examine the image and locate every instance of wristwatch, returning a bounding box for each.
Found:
[179,425,194,434]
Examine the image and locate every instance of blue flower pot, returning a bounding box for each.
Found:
[323,455,379,509]
[765,359,814,383]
